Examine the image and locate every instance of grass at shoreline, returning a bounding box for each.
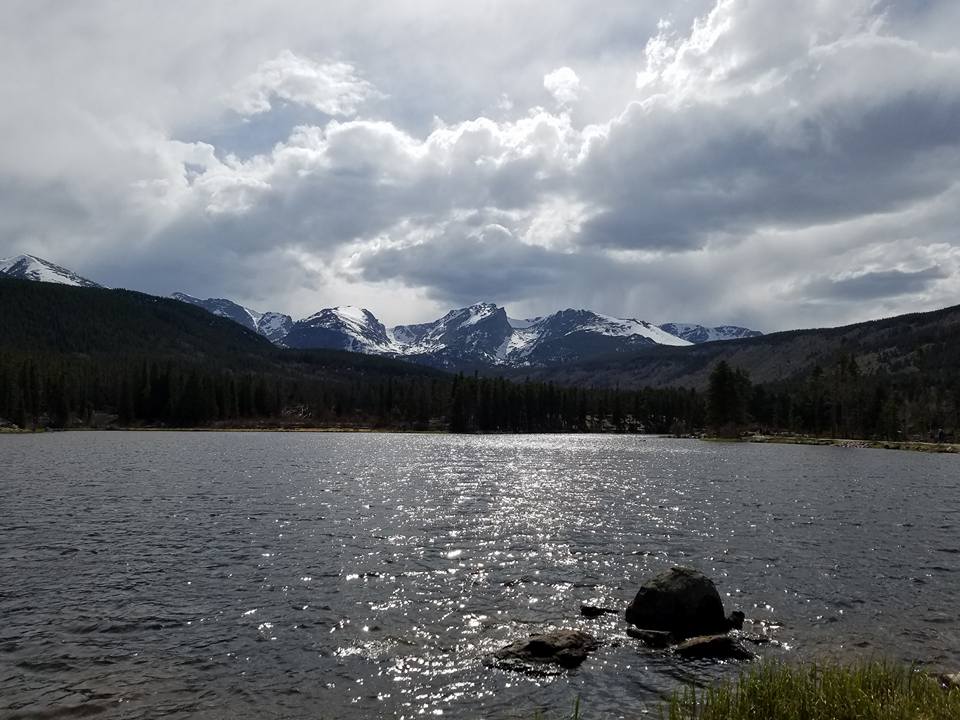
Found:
[526,663,959,719]
[662,661,960,720]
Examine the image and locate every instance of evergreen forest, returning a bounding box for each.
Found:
[1,278,958,440]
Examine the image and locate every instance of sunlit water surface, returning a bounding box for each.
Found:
[1,432,958,719]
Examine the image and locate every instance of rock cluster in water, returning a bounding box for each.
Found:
[488,630,599,673]
[489,566,756,674]
[623,566,753,659]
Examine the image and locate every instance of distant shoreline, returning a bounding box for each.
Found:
[738,434,959,454]
[0,425,439,435]
[3,426,959,453]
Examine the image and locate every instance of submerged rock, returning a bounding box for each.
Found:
[580,604,619,618]
[491,630,599,671]
[727,610,745,630]
[674,634,754,661]
[737,632,773,645]
[625,567,730,639]
[626,627,674,648]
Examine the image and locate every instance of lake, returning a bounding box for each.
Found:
[1,432,958,719]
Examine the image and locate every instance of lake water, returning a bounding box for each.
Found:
[1,432,958,719]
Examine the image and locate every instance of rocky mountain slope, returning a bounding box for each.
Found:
[171,292,293,345]
[659,323,762,344]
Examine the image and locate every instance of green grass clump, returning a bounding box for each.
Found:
[663,661,960,720]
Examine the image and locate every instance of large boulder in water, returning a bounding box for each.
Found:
[490,630,598,672]
[625,567,729,639]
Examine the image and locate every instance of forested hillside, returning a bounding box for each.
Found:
[2,278,273,361]
[521,304,960,440]
[2,278,957,440]
[0,279,690,433]
[520,303,960,390]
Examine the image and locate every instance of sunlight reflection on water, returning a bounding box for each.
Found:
[1,432,958,718]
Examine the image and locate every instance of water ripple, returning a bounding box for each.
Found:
[1,432,958,719]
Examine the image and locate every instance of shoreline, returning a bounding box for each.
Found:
[743,434,959,454]
[3,426,959,453]
[0,425,442,435]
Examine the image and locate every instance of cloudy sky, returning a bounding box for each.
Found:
[2,0,960,330]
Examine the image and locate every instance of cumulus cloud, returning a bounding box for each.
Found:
[575,1,960,254]
[141,109,586,265]
[3,0,960,330]
[228,50,378,117]
[543,66,581,105]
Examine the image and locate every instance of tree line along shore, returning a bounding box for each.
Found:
[1,352,958,444]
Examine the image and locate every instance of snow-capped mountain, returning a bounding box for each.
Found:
[0,254,101,288]
[256,312,295,345]
[284,306,401,353]
[659,323,762,344]
[3,252,760,368]
[171,292,293,344]
[504,309,691,367]
[393,302,515,367]
[282,302,695,369]
[169,292,761,366]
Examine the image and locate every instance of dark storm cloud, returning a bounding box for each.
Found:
[355,225,586,304]
[575,52,960,252]
[800,266,949,302]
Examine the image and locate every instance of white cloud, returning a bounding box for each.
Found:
[543,66,581,106]
[2,0,960,331]
[228,50,378,117]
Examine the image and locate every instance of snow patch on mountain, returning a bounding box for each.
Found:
[0,254,101,288]
[575,313,692,346]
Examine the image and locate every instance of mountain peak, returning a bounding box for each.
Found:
[286,305,399,353]
[0,254,101,288]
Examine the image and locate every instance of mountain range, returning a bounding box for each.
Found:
[1,253,762,371]
[167,294,762,371]
[4,263,958,441]
[143,295,765,370]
